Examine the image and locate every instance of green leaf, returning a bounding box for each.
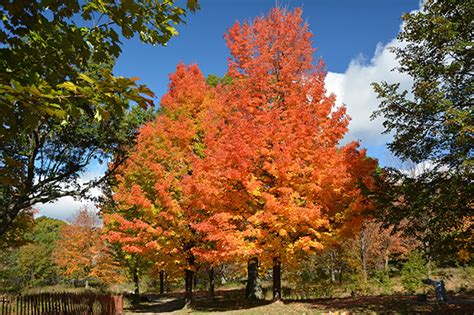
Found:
[78,73,94,85]
[57,81,78,92]
[43,105,66,117]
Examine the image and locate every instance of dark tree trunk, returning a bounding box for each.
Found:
[159,270,165,295]
[185,269,193,304]
[133,271,140,296]
[194,271,198,289]
[338,267,343,285]
[209,266,215,299]
[272,257,281,301]
[185,256,195,305]
[0,205,22,238]
[246,257,263,300]
[165,272,170,293]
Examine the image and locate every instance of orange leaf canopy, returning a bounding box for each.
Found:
[188,8,377,265]
[104,8,378,272]
[104,63,215,272]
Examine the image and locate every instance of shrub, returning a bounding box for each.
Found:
[401,251,428,293]
[370,270,394,294]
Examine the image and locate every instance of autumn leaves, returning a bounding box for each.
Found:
[103,8,377,301]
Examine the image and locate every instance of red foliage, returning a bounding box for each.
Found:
[103,63,215,273]
[187,8,377,266]
[104,8,378,280]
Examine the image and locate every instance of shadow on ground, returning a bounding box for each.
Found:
[126,289,272,313]
[127,297,186,313]
[126,289,474,314]
[289,294,474,314]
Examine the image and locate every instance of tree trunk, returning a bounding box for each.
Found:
[159,270,165,295]
[424,241,432,278]
[133,271,140,296]
[384,253,389,272]
[361,257,367,282]
[272,257,281,301]
[427,256,432,278]
[165,272,170,293]
[0,203,27,238]
[338,267,343,285]
[330,266,336,283]
[185,256,195,305]
[85,279,89,289]
[359,226,368,283]
[246,257,263,300]
[185,269,194,305]
[209,266,215,299]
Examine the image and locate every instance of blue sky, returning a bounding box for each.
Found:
[38,0,420,219]
[113,0,418,165]
[115,0,417,96]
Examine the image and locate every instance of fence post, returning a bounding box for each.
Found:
[113,295,124,315]
[42,293,45,315]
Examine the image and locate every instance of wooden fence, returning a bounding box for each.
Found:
[0,292,123,315]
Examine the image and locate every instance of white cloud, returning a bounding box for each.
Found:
[325,39,413,146]
[36,196,98,221]
[35,165,106,221]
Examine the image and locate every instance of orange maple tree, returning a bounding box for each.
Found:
[53,208,124,287]
[102,63,216,301]
[187,8,377,300]
[102,7,378,301]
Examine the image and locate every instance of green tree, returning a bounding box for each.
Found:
[372,0,472,265]
[401,251,428,294]
[0,209,36,292]
[26,216,66,245]
[375,168,470,268]
[16,243,56,287]
[0,0,199,236]
[0,215,65,291]
[15,216,66,287]
[372,0,472,169]
[0,249,19,292]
